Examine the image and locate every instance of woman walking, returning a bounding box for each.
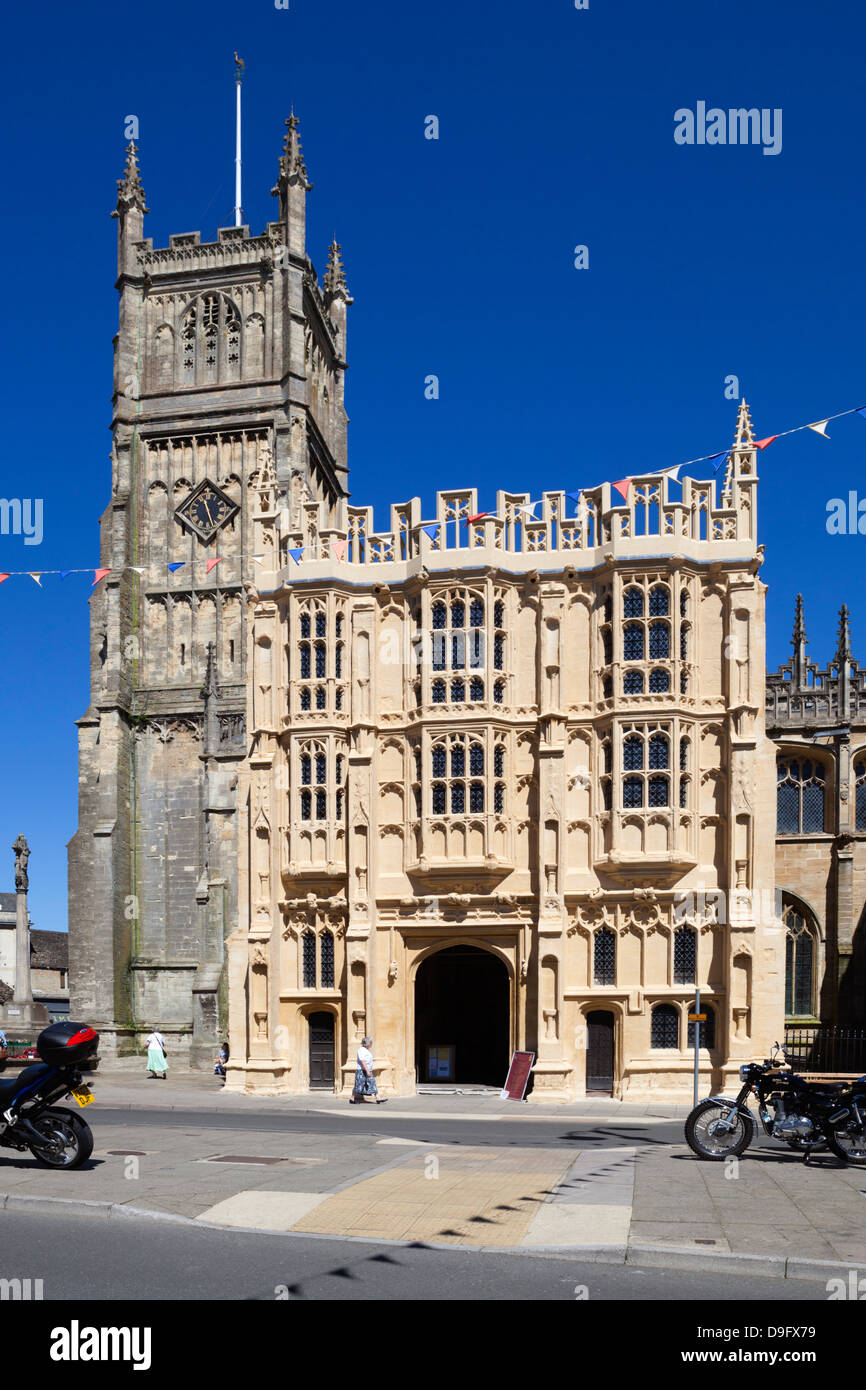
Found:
[145,1027,168,1079]
[349,1036,387,1105]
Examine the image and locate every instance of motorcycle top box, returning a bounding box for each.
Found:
[36,1022,99,1068]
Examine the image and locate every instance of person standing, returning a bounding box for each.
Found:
[145,1027,168,1079]
[350,1036,387,1104]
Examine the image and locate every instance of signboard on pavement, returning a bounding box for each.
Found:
[500,1050,535,1101]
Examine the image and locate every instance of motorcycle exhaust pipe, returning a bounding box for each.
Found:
[4,1114,56,1147]
[827,1107,850,1124]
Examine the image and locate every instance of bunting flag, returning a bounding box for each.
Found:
[332,539,348,562]
[566,491,583,504]
[28,573,42,586]
[168,562,185,573]
[0,575,9,585]
[60,571,72,580]
[130,567,148,575]
[711,453,730,472]
[92,569,111,585]
[753,436,777,451]
[421,524,439,542]
[808,420,830,438]
[466,512,490,524]
[517,502,539,519]
[287,547,304,564]
[611,478,631,502]
[205,558,222,575]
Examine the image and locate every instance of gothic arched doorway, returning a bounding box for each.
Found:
[308,1011,335,1090]
[414,945,510,1085]
[585,1010,615,1093]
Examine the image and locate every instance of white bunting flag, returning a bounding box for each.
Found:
[807,420,830,438]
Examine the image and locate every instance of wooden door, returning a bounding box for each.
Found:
[308,1011,335,1089]
[586,1010,615,1091]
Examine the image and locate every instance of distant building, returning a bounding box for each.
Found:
[0,892,27,995]
[30,931,70,1021]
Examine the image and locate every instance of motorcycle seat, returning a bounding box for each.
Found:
[0,1063,55,1106]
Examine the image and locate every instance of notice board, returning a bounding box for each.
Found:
[500,1050,535,1100]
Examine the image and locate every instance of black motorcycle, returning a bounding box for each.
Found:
[0,1022,98,1169]
[685,1042,866,1165]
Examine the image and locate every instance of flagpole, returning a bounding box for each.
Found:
[234,53,244,227]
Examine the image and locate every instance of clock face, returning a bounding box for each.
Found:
[175,480,238,542]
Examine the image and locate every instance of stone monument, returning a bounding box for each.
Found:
[0,835,49,1038]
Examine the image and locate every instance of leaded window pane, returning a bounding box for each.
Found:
[432,746,446,778]
[320,931,334,989]
[623,624,643,660]
[300,613,311,638]
[300,645,311,678]
[649,668,670,693]
[680,670,688,694]
[469,598,484,627]
[302,931,316,987]
[680,626,689,661]
[680,777,689,808]
[300,688,311,710]
[451,783,465,814]
[315,752,326,784]
[802,781,825,833]
[315,644,326,678]
[648,775,669,806]
[335,644,343,678]
[594,928,616,986]
[470,744,484,776]
[494,681,505,704]
[602,779,612,810]
[450,680,465,702]
[680,739,689,771]
[651,1004,678,1048]
[623,736,643,770]
[857,770,866,831]
[494,600,504,628]
[315,789,326,820]
[470,677,484,700]
[468,630,484,668]
[432,680,446,703]
[494,745,504,778]
[300,789,311,821]
[648,734,669,769]
[431,635,446,672]
[623,588,643,618]
[335,613,343,638]
[414,786,422,817]
[603,629,613,664]
[673,927,696,984]
[316,612,326,638]
[494,783,505,813]
[777,781,799,833]
[336,788,343,820]
[494,634,504,670]
[451,746,465,777]
[315,687,325,710]
[470,782,484,812]
[602,741,612,774]
[432,602,447,630]
[432,783,446,814]
[451,601,465,629]
[624,670,643,694]
[452,633,465,669]
[649,622,670,659]
[301,754,311,785]
[335,687,343,710]
[623,775,643,808]
[649,586,669,617]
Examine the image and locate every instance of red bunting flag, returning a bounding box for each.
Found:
[206,558,222,574]
[332,539,348,562]
[0,574,9,585]
[466,512,490,523]
[92,569,111,585]
[753,436,777,451]
[611,478,631,502]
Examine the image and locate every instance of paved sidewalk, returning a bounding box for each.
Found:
[79,1066,692,1122]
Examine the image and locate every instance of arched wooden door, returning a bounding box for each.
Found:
[585,1010,615,1092]
[308,1011,335,1090]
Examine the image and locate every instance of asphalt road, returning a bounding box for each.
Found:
[0,1208,833,1302]
[90,1105,689,1150]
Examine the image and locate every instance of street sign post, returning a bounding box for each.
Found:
[692,988,701,1107]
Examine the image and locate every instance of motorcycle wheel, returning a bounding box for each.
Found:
[685,1100,754,1160]
[827,1122,866,1166]
[26,1107,93,1170]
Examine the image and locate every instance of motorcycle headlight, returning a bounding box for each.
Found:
[739,1065,751,1083]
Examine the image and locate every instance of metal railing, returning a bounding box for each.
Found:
[784,1025,866,1074]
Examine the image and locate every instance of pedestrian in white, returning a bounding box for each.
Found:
[145,1027,168,1079]
[349,1036,387,1104]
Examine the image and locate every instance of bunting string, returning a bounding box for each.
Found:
[1,401,864,588]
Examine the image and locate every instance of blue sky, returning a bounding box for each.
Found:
[1,0,864,932]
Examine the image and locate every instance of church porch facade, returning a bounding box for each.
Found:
[226,403,785,1100]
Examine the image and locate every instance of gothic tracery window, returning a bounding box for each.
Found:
[784,900,816,1017]
[776,758,827,834]
[651,1003,679,1049]
[180,293,247,386]
[593,928,616,985]
[673,926,696,984]
[855,756,866,831]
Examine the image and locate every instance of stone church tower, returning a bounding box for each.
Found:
[68,121,351,1063]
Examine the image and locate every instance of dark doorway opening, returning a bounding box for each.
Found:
[586,1010,615,1092]
[414,945,510,1086]
[308,1011,335,1090]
